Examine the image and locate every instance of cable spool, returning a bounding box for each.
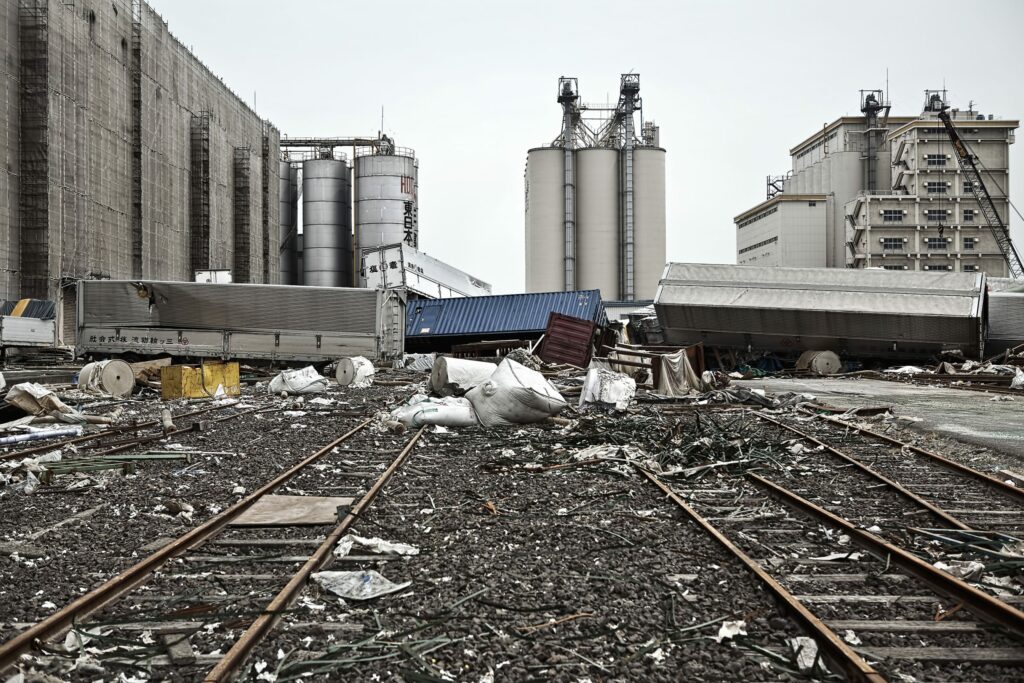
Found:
[795,350,842,377]
[78,359,135,398]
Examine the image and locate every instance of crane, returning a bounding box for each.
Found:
[937,106,1024,279]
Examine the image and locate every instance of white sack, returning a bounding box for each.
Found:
[268,366,329,395]
[1012,367,1024,390]
[0,372,5,393]
[390,394,479,428]
[579,368,636,411]
[5,383,85,423]
[311,570,411,601]
[466,359,567,427]
[431,357,495,397]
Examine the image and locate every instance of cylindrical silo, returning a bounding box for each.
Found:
[278,161,299,285]
[302,158,352,287]
[576,148,619,299]
[354,149,418,255]
[632,147,667,300]
[525,148,565,293]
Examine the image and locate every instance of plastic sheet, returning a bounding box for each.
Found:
[579,368,636,411]
[311,570,411,600]
[268,366,329,395]
[655,351,703,397]
[466,359,567,427]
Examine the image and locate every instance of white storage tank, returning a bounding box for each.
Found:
[632,147,667,300]
[278,161,299,285]
[525,147,565,293]
[354,149,418,255]
[576,148,619,298]
[302,158,352,287]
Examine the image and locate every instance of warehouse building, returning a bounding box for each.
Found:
[0,0,280,340]
[735,89,1017,276]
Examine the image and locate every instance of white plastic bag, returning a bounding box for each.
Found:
[311,570,411,601]
[390,394,479,428]
[403,353,436,372]
[268,366,329,395]
[334,534,419,558]
[1012,367,1024,390]
[466,359,567,427]
[431,357,495,397]
[579,368,636,411]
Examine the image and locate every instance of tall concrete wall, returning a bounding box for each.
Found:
[0,0,280,321]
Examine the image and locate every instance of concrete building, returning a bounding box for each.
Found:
[735,194,826,266]
[735,92,913,268]
[846,94,1017,275]
[736,90,1018,278]
[0,0,280,339]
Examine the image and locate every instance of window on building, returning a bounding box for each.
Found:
[882,209,903,222]
[963,237,977,250]
[925,154,947,166]
[963,209,976,223]
[807,201,816,207]
[883,265,907,270]
[962,264,978,272]
[882,237,904,251]
[963,180,976,194]
[925,209,948,222]
[738,235,779,255]
[926,237,948,250]
[924,264,952,271]
[925,181,947,194]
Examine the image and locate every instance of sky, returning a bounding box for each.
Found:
[152,0,1024,294]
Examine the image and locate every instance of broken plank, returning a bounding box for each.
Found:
[826,620,982,633]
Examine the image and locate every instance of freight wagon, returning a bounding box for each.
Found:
[76,280,405,364]
[655,263,988,361]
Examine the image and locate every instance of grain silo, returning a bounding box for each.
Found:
[524,74,666,302]
[302,157,352,287]
[355,146,419,257]
[278,161,299,285]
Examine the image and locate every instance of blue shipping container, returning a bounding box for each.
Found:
[406,290,606,339]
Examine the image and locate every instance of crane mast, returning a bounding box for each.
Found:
[937,107,1024,279]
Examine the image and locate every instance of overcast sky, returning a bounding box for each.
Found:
[153,0,1024,293]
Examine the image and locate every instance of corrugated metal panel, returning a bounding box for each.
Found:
[537,313,598,367]
[989,291,1024,342]
[655,263,985,360]
[0,299,56,319]
[0,317,56,346]
[80,281,379,334]
[407,290,606,338]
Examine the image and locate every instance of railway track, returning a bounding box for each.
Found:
[631,407,1024,680]
[0,419,426,681]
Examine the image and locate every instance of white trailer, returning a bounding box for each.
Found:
[360,243,491,299]
[77,280,405,364]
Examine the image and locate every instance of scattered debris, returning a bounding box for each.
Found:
[334,534,419,558]
[311,570,411,600]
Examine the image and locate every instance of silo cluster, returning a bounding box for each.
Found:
[277,144,419,287]
[525,74,666,302]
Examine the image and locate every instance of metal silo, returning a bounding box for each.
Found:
[278,161,299,285]
[632,147,667,300]
[302,158,352,287]
[354,148,418,256]
[525,148,565,293]
[576,148,619,298]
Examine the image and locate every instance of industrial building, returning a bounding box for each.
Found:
[277,137,420,289]
[735,90,1018,277]
[525,74,666,304]
[0,0,281,341]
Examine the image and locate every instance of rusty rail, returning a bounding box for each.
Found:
[0,419,373,673]
[637,467,885,683]
[204,426,427,681]
[750,473,1024,637]
[753,412,971,530]
[812,413,1024,503]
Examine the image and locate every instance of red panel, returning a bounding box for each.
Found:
[537,312,599,368]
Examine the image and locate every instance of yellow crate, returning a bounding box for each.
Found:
[160,362,241,400]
